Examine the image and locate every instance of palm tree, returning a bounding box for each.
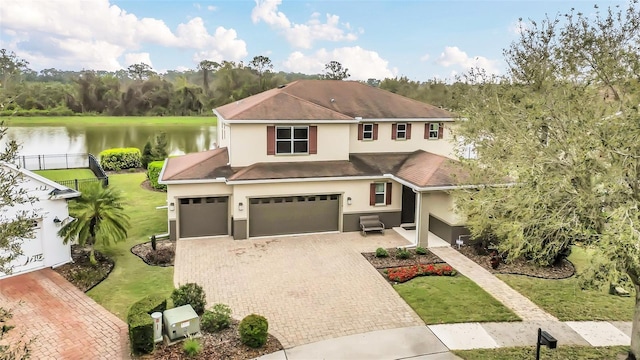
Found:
[58,183,130,265]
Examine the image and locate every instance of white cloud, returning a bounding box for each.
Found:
[436,46,501,75]
[251,0,357,49]
[0,0,247,70]
[207,5,217,11]
[124,53,153,68]
[282,46,396,81]
[420,54,430,62]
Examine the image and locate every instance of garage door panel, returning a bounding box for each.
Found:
[249,195,339,237]
[179,197,228,238]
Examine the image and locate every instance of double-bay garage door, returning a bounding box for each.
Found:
[179,197,228,238]
[249,194,340,237]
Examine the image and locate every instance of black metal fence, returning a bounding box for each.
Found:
[15,153,109,190]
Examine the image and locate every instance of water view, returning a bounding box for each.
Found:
[2,124,217,157]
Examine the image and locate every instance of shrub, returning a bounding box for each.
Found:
[147,160,167,191]
[239,314,269,348]
[415,246,428,255]
[183,337,202,357]
[171,283,206,315]
[141,141,153,168]
[99,147,142,171]
[201,303,232,333]
[395,248,411,259]
[127,294,167,354]
[375,247,389,258]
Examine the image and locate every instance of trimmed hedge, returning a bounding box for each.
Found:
[127,294,167,354]
[147,160,166,191]
[239,314,269,348]
[99,148,142,171]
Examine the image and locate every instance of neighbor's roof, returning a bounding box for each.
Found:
[162,149,466,189]
[215,80,456,121]
[0,161,80,199]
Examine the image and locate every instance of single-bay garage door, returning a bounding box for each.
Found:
[179,197,228,238]
[249,194,340,237]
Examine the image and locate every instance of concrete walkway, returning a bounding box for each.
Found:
[429,246,557,322]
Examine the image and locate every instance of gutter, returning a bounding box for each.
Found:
[226,175,384,185]
[159,177,227,185]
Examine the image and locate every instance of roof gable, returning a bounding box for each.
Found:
[216,80,456,121]
[162,148,233,181]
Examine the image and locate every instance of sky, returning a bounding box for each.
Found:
[0,0,627,81]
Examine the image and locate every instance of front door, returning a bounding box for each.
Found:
[401,185,416,224]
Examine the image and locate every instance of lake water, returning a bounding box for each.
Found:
[2,124,217,157]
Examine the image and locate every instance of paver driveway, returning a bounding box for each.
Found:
[174,231,424,348]
[0,269,129,360]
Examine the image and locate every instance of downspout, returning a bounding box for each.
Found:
[413,189,421,247]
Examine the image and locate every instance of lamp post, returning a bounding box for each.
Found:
[536,328,557,360]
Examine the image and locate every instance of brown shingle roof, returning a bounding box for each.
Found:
[161,148,233,181]
[162,148,466,188]
[216,80,455,121]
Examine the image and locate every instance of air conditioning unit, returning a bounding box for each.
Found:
[163,305,200,341]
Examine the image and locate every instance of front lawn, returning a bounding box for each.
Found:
[498,246,634,321]
[394,275,520,324]
[86,172,174,320]
[34,168,95,181]
[454,345,629,360]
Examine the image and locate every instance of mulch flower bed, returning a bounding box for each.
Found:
[456,245,575,279]
[131,240,175,267]
[362,247,445,269]
[53,245,114,292]
[145,320,283,360]
[386,264,457,283]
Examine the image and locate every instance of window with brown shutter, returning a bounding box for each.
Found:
[373,124,378,140]
[406,123,412,139]
[358,124,364,140]
[370,182,390,206]
[425,123,440,140]
[309,126,317,154]
[267,126,275,155]
[392,124,397,140]
[369,183,376,206]
[361,123,375,140]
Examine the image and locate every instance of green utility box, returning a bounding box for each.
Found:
[163,305,200,341]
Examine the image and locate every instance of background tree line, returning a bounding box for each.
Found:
[0,50,465,117]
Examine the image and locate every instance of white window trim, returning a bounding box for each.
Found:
[276,125,309,155]
[396,123,407,140]
[374,182,386,206]
[428,123,439,140]
[362,123,374,141]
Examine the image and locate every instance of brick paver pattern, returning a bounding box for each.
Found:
[430,247,558,322]
[174,232,424,348]
[0,269,130,360]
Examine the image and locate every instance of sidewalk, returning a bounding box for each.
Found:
[259,320,631,360]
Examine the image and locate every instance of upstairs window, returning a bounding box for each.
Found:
[392,123,412,140]
[426,122,444,139]
[358,123,378,141]
[276,126,308,154]
[267,126,317,155]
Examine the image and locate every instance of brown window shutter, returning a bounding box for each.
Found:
[373,124,379,140]
[424,123,429,139]
[358,123,363,140]
[369,183,376,206]
[267,126,275,155]
[386,183,392,205]
[407,123,412,139]
[438,122,444,139]
[391,124,397,140]
[309,126,317,154]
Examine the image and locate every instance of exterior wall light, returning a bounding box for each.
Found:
[238,202,244,211]
[347,197,352,205]
[169,202,175,211]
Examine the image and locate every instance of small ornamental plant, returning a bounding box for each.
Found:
[171,283,206,315]
[239,314,269,348]
[183,337,201,357]
[201,303,232,332]
[415,246,428,255]
[395,248,411,259]
[387,264,457,283]
[375,247,389,258]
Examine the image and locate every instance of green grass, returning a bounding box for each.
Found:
[85,172,174,320]
[394,275,520,324]
[454,345,629,360]
[497,246,634,321]
[2,116,216,126]
[34,168,95,181]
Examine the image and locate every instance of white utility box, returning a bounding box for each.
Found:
[151,312,163,343]
[163,305,200,341]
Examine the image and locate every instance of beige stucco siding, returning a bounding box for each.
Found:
[229,123,350,167]
[166,182,232,220]
[348,122,457,159]
[231,179,402,220]
[423,191,465,225]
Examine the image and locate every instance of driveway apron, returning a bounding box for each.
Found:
[174,232,424,348]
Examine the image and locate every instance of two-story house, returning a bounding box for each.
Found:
[159,80,469,247]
